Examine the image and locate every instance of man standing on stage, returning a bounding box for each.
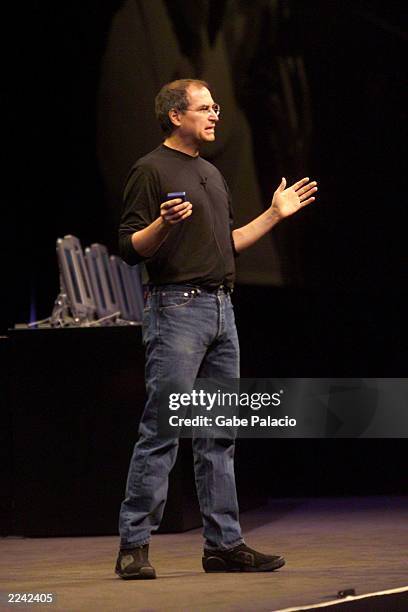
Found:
[116,79,317,579]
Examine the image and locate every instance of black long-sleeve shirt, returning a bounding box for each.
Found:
[119,144,236,289]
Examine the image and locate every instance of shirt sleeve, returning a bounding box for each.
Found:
[118,164,161,264]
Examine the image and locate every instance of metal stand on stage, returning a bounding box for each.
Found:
[23,235,144,329]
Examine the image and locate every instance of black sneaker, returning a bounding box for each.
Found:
[115,544,156,579]
[202,543,285,573]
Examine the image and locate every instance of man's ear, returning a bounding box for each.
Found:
[168,109,182,129]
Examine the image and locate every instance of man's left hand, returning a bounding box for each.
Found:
[270,177,318,220]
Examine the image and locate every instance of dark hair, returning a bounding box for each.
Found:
[155,79,210,135]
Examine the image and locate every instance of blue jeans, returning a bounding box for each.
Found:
[119,285,244,551]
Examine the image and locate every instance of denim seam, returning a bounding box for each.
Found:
[120,534,150,549]
[155,301,163,405]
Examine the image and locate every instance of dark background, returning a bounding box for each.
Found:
[4,1,407,326]
[2,0,407,515]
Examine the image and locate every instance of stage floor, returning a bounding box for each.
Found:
[1,496,407,611]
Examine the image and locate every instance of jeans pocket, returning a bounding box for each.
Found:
[143,294,152,312]
[159,290,195,310]
[142,308,151,345]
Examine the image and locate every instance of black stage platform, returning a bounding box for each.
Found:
[3,326,266,537]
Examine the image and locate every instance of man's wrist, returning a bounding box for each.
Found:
[267,205,283,224]
[158,215,173,231]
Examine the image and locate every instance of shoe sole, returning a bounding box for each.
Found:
[203,556,285,573]
[115,567,156,580]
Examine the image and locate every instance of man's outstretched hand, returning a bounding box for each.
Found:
[270,177,317,220]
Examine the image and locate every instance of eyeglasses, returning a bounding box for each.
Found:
[183,103,221,117]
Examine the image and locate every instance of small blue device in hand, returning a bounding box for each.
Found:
[167,192,186,201]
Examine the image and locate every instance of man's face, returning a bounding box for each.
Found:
[173,85,220,144]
